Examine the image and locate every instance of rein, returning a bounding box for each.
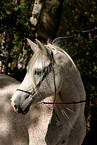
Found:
[16,50,86,105]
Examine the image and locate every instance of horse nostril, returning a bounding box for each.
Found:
[11,101,18,112]
[14,104,22,113]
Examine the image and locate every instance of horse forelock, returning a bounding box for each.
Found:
[27,46,52,89]
[27,51,41,88]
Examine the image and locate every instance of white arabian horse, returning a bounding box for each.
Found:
[11,39,86,145]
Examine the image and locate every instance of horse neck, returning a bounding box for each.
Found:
[53,63,86,124]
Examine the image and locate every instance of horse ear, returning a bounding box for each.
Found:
[27,38,39,53]
[35,39,48,55]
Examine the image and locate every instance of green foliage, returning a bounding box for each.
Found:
[58,0,97,143]
[58,0,97,100]
[0,0,34,80]
[0,0,97,143]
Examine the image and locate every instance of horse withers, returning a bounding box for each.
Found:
[11,39,86,145]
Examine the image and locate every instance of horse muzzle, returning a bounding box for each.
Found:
[11,96,32,114]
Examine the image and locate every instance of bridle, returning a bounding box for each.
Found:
[16,49,86,105]
[16,50,55,107]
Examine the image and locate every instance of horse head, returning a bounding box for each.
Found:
[11,39,64,114]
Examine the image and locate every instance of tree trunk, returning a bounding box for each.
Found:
[30,0,64,42]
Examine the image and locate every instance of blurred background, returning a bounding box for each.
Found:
[0,0,97,144]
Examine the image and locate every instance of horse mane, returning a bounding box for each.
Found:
[45,43,83,125]
[47,43,77,69]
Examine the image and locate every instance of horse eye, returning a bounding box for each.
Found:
[34,69,42,76]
